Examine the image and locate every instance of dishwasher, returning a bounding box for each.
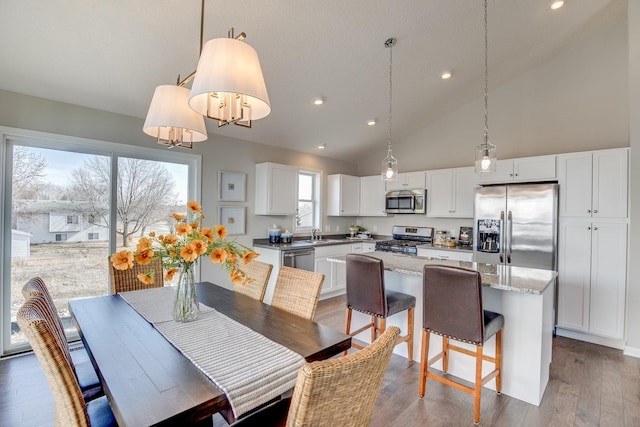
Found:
[280,247,315,271]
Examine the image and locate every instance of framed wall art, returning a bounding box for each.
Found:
[218,171,246,202]
[218,206,246,236]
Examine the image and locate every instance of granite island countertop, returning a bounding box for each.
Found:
[327,251,557,295]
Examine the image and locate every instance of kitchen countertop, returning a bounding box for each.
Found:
[327,251,556,295]
[252,235,390,250]
[417,243,473,254]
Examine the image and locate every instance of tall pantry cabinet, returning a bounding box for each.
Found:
[556,148,629,346]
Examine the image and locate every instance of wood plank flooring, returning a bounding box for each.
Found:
[1,294,639,426]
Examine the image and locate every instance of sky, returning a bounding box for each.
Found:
[23,146,189,204]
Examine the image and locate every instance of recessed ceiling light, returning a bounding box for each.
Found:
[367,119,376,126]
[313,97,324,105]
[440,71,452,80]
[550,1,564,10]
[317,144,326,149]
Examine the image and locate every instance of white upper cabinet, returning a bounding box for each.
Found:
[557,148,628,219]
[385,171,426,191]
[477,155,557,184]
[427,167,477,218]
[255,162,298,215]
[327,174,360,216]
[359,175,387,217]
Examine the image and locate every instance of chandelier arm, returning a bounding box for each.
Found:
[388,38,393,152]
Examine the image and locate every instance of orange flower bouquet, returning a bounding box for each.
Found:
[110,200,258,322]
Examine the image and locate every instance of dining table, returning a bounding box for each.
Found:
[68,282,351,426]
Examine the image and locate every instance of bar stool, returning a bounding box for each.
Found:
[419,265,503,425]
[344,253,415,358]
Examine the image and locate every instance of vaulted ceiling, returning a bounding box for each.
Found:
[0,0,620,161]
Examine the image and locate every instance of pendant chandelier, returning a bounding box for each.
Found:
[475,0,497,172]
[381,37,398,182]
[143,0,270,149]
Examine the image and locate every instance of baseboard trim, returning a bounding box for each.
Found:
[623,346,640,359]
[555,328,625,350]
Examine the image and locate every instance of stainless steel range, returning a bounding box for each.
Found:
[375,225,434,256]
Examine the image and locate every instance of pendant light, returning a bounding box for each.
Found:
[143,0,271,149]
[381,37,398,182]
[475,0,497,173]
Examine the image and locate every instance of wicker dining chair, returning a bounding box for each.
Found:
[271,266,325,321]
[235,260,273,302]
[108,256,164,294]
[22,277,103,401]
[17,294,117,427]
[232,326,400,427]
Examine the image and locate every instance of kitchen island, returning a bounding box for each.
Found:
[328,252,557,406]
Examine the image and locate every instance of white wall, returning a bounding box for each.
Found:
[625,0,640,356]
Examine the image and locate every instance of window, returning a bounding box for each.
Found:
[2,128,200,355]
[295,170,321,233]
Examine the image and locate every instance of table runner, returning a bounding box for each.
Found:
[120,287,305,418]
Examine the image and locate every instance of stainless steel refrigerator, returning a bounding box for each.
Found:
[473,183,558,271]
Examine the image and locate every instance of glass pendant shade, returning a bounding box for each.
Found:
[475,140,497,173]
[381,149,398,181]
[189,38,271,128]
[143,85,208,149]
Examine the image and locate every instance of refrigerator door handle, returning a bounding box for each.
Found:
[507,210,513,263]
[499,210,505,263]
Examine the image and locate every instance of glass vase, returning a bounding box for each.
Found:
[173,263,199,322]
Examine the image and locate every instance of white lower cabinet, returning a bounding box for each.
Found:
[315,244,361,297]
[557,221,627,340]
[416,247,473,262]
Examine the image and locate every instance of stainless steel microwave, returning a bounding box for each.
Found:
[385,189,426,214]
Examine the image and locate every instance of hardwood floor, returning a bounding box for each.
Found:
[1,294,639,426]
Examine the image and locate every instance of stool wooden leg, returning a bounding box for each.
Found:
[378,317,386,341]
[418,330,429,398]
[407,307,414,360]
[473,345,483,425]
[343,308,352,356]
[495,329,503,394]
[442,337,449,373]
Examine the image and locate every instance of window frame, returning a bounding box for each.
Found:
[294,168,322,234]
[0,126,202,356]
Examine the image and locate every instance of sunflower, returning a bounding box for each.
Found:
[137,272,154,285]
[175,223,193,236]
[135,248,154,266]
[187,200,201,213]
[110,251,133,270]
[165,268,178,281]
[180,243,198,262]
[210,248,227,264]
[214,225,228,240]
[242,251,259,264]
[192,239,207,255]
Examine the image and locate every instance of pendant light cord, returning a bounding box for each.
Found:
[483,0,489,146]
[386,38,395,155]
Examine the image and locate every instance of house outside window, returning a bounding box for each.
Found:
[87,232,99,240]
[55,233,68,242]
[295,170,321,233]
[66,215,78,224]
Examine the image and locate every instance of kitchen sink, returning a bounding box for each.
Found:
[295,239,344,245]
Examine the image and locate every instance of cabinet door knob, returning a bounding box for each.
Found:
[593,209,598,214]
[587,226,591,230]
[587,209,591,213]
[593,227,598,231]
[509,173,514,177]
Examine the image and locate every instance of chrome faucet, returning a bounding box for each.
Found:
[311,228,320,240]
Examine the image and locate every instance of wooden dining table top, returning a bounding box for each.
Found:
[69,282,351,427]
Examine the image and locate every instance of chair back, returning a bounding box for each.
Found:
[17,294,90,427]
[286,326,400,427]
[423,265,485,345]
[346,254,387,316]
[109,256,164,294]
[22,277,74,368]
[235,260,273,302]
[271,266,324,320]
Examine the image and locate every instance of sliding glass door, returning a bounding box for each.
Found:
[2,132,199,355]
